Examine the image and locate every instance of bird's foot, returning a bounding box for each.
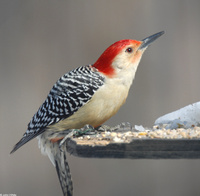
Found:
[59,125,95,148]
[73,124,96,137]
[59,130,76,148]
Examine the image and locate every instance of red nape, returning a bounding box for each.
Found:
[93,39,133,77]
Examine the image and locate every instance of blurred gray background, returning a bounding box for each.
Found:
[1,0,200,195]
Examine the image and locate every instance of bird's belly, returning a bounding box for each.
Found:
[49,83,129,131]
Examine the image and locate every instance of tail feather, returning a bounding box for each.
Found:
[55,146,73,196]
[37,132,73,196]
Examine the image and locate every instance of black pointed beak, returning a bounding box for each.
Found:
[139,31,165,50]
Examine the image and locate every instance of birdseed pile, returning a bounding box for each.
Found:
[70,123,200,146]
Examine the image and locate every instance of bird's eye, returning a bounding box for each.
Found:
[125,47,133,53]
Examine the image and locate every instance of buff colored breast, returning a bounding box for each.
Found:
[48,77,130,131]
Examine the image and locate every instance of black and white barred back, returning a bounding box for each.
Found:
[11,65,105,153]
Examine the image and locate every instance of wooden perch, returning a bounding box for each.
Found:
[65,125,200,159]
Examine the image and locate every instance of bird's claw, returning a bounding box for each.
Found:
[73,124,95,137]
[59,130,76,148]
[59,125,96,148]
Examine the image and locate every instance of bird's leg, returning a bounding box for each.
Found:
[73,124,96,137]
[59,124,95,148]
[58,130,77,148]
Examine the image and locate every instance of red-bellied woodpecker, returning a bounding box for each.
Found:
[11,31,164,196]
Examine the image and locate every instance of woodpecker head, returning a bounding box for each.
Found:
[93,31,164,78]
